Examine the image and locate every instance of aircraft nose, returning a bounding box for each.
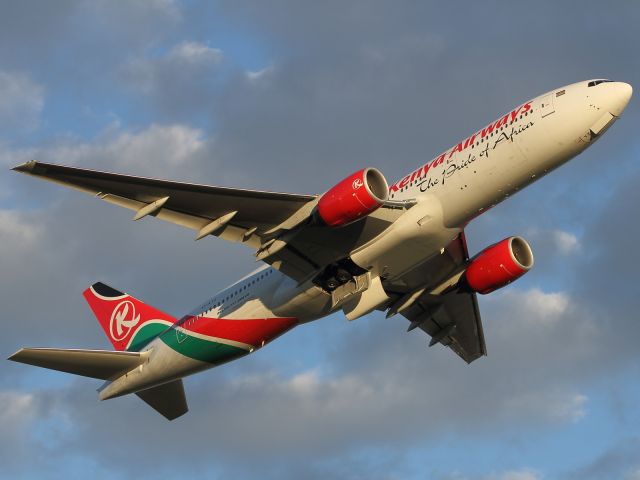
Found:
[608,82,632,116]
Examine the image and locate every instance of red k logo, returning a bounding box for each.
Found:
[109,300,141,341]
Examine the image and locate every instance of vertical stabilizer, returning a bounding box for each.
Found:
[83,282,176,351]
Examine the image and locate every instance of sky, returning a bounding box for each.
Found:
[1,1,639,479]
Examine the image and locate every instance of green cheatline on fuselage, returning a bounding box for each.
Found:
[160,328,249,364]
[126,321,249,364]
[127,322,170,352]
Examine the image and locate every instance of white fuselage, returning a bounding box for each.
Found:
[100,80,632,398]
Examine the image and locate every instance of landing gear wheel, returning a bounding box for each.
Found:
[325,277,339,290]
[335,268,352,284]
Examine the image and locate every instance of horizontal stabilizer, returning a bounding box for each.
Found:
[136,379,188,421]
[8,348,145,380]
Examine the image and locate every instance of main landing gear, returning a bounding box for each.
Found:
[314,259,367,292]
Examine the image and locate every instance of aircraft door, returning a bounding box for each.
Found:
[539,94,555,118]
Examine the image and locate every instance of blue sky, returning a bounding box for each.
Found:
[1,1,640,479]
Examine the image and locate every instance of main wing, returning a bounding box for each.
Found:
[384,233,487,364]
[13,161,406,281]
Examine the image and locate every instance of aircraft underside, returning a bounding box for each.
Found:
[8,79,632,419]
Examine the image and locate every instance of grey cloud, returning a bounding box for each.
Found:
[0,1,180,75]
[1,1,640,479]
[182,1,640,195]
[0,285,607,480]
[0,124,251,362]
[0,71,44,135]
[0,287,606,475]
[565,438,640,480]
[120,42,226,122]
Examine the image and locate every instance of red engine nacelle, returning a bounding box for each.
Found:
[316,168,389,227]
[465,236,534,294]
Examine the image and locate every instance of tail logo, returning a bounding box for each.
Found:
[109,300,141,341]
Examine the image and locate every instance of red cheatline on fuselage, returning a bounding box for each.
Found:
[176,316,298,349]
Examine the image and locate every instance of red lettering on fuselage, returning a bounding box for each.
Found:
[449,142,463,158]
[481,123,496,138]
[510,106,522,122]
[464,133,478,148]
[494,114,509,129]
[432,153,446,168]
[388,100,534,192]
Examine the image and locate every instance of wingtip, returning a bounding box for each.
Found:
[11,160,38,173]
[7,348,25,361]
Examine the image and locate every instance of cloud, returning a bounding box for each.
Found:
[567,438,640,480]
[246,65,275,82]
[0,390,48,471]
[0,390,37,427]
[1,1,640,478]
[503,391,587,424]
[105,124,208,174]
[0,209,43,245]
[125,41,223,95]
[551,230,580,255]
[516,288,570,320]
[121,41,226,121]
[0,122,243,362]
[449,470,541,480]
[1,123,208,177]
[167,41,223,65]
[495,471,541,480]
[0,71,44,134]
[1,286,600,472]
[0,286,600,478]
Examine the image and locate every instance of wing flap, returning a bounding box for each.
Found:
[8,348,146,380]
[409,289,486,363]
[385,232,487,364]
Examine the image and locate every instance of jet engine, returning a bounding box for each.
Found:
[465,236,534,294]
[316,168,389,227]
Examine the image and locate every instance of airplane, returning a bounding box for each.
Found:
[8,79,632,420]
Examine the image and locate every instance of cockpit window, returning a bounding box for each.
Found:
[588,79,613,87]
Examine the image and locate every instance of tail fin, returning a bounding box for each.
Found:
[83,282,176,351]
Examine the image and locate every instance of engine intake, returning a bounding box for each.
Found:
[317,168,388,227]
[465,236,534,294]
